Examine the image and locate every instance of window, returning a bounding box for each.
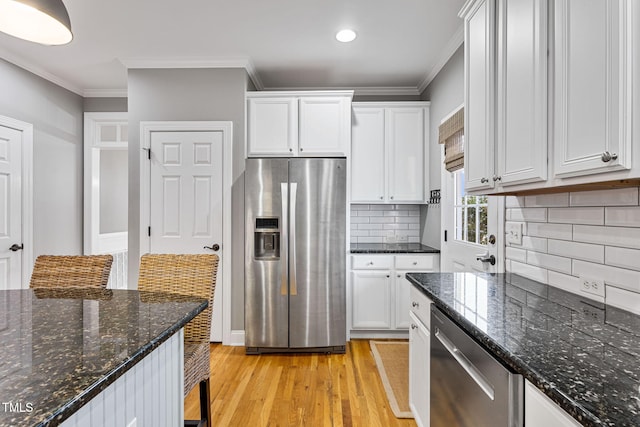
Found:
[454,170,488,245]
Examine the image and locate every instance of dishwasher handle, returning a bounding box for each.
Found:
[435,327,496,400]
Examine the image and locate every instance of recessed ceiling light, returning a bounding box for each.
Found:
[336,29,356,43]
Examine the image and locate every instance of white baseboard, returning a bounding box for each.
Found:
[226,329,245,346]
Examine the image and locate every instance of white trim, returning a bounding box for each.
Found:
[96,231,128,254]
[418,25,465,93]
[83,112,128,256]
[261,86,421,96]
[440,103,465,125]
[0,46,83,96]
[83,88,128,98]
[0,115,34,288]
[120,56,264,91]
[228,330,246,347]
[140,121,234,345]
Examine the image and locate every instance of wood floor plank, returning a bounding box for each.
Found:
[185,340,417,427]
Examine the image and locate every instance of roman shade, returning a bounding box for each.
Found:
[439,107,464,172]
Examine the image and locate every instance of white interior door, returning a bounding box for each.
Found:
[441,168,504,273]
[0,125,23,289]
[149,130,224,341]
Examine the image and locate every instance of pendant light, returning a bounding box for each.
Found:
[0,0,73,45]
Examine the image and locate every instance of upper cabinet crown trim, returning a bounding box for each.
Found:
[247,90,354,99]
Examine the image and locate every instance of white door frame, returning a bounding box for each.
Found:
[140,121,233,344]
[83,112,129,255]
[0,115,34,287]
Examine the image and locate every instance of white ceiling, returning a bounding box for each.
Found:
[0,0,465,97]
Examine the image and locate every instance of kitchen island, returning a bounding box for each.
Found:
[0,288,207,426]
[407,272,640,427]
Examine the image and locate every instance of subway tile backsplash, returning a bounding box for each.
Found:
[505,187,640,313]
[350,204,421,243]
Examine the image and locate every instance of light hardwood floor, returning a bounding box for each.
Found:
[184,340,417,427]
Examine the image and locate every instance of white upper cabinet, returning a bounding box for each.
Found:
[247,91,353,158]
[461,0,496,193]
[461,0,547,193]
[553,0,633,178]
[461,0,637,194]
[247,97,298,156]
[351,107,386,202]
[496,0,548,186]
[351,102,429,203]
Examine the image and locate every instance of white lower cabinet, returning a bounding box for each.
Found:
[409,285,432,427]
[350,254,438,337]
[525,380,580,427]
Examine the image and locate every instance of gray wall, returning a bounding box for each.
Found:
[127,67,248,330]
[0,59,83,257]
[419,45,464,249]
[83,97,128,113]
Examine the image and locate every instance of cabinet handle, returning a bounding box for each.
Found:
[411,324,417,330]
[480,177,489,183]
[601,151,618,162]
[492,175,502,182]
[412,302,419,308]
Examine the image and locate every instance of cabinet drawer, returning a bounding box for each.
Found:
[351,255,393,270]
[409,285,432,328]
[395,255,436,270]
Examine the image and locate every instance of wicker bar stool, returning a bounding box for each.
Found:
[29,255,113,289]
[137,253,218,427]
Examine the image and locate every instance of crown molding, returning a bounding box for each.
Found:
[83,88,128,98]
[119,56,264,90]
[417,24,464,94]
[263,86,421,97]
[0,46,83,96]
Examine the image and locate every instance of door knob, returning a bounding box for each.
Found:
[204,243,220,252]
[476,253,496,266]
[9,244,23,252]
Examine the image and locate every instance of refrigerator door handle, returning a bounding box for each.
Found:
[280,182,288,296]
[289,182,298,296]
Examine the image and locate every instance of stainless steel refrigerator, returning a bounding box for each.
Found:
[245,157,346,354]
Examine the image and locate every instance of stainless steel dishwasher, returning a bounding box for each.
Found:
[430,306,523,427]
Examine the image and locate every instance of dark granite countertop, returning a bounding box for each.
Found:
[0,288,207,427]
[350,243,440,254]
[406,272,640,427]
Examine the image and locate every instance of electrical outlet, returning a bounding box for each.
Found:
[580,276,605,298]
[505,223,522,245]
[396,235,408,242]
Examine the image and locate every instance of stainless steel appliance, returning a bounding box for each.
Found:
[431,306,523,426]
[245,158,346,354]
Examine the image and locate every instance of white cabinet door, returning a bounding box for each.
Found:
[351,271,392,329]
[351,107,386,202]
[386,107,426,202]
[395,273,412,329]
[409,311,430,427]
[299,97,350,156]
[525,381,580,427]
[463,0,497,192]
[496,0,547,186]
[553,0,633,178]
[247,97,298,156]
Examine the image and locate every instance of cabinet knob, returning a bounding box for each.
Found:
[386,275,390,278]
[380,196,384,200]
[413,261,418,265]
[397,274,401,278]
[390,196,394,200]
[300,147,304,152]
[411,324,417,330]
[412,301,419,308]
[492,175,502,182]
[367,261,374,266]
[601,151,618,162]
[480,177,489,183]
[289,148,293,152]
